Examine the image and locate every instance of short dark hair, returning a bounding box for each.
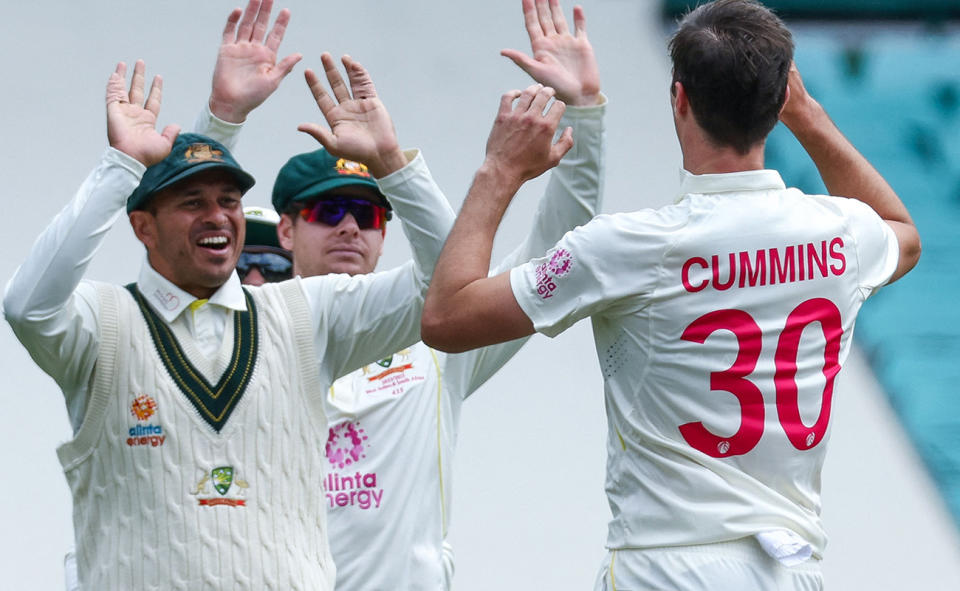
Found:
[669,0,794,154]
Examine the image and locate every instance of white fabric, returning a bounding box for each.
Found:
[592,538,823,591]
[756,529,814,567]
[59,281,332,590]
[3,143,454,589]
[511,167,900,562]
[198,99,607,590]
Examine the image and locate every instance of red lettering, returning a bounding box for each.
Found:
[770,247,795,284]
[682,257,709,292]
[738,250,767,288]
[711,253,737,291]
[829,237,846,276]
[807,241,828,280]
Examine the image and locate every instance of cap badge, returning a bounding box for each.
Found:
[184,143,225,163]
[335,158,372,178]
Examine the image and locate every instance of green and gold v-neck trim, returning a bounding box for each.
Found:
[125,284,259,433]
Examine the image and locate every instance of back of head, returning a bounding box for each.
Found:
[669,0,794,154]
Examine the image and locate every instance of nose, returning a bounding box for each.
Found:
[335,213,361,235]
[241,266,266,286]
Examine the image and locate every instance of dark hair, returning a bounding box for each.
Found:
[669,0,794,154]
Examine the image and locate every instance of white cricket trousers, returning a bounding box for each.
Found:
[594,537,823,591]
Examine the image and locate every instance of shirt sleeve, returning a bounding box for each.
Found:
[445,96,608,400]
[841,198,900,296]
[3,148,144,428]
[302,151,456,380]
[192,104,243,150]
[510,212,666,338]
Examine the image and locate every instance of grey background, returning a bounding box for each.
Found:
[1,1,958,589]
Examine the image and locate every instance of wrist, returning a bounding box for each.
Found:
[369,147,409,178]
[207,96,248,124]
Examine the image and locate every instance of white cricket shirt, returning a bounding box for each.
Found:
[511,168,899,559]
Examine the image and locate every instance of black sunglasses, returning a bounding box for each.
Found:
[236,249,293,282]
[298,197,392,230]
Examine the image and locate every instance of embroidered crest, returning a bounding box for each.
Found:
[335,158,372,178]
[184,143,224,163]
[375,356,393,368]
[212,466,234,495]
[192,466,249,507]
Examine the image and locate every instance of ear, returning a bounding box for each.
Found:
[278,213,296,251]
[129,210,158,249]
[778,83,791,117]
[672,81,689,118]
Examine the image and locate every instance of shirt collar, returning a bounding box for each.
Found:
[675,168,786,203]
[136,255,247,322]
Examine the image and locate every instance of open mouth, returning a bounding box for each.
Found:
[197,235,231,252]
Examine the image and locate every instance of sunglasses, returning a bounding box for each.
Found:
[236,249,293,283]
[298,197,392,231]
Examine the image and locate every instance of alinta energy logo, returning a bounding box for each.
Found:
[324,421,384,510]
[127,394,165,448]
[535,248,574,300]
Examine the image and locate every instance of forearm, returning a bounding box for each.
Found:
[782,97,920,279]
[3,148,141,389]
[376,150,456,289]
[495,96,606,272]
[193,104,243,150]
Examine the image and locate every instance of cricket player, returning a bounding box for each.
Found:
[421,1,922,589]
[3,34,453,591]
[192,0,605,587]
[237,205,293,285]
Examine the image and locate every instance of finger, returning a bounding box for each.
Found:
[343,55,377,100]
[272,53,303,82]
[521,0,544,41]
[304,68,337,118]
[549,0,569,34]
[572,5,587,38]
[221,8,242,44]
[144,75,163,116]
[129,60,146,105]
[252,0,274,43]
[297,122,336,150]
[551,125,574,161]
[501,49,540,80]
[515,84,542,112]
[544,95,567,126]
[236,0,260,42]
[264,7,291,53]
[528,85,556,114]
[499,89,523,114]
[160,124,182,148]
[106,62,128,105]
[322,53,351,103]
[535,0,555,37]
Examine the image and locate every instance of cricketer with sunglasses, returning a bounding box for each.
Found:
[3,2,460,589]
[193,0,605,589]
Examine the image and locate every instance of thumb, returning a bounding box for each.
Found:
[160,124,181,147]
[274,53,303,82]
[298,122,337,150]
[500,49,539,78]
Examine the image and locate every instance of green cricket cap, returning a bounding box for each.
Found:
[271,148,390,214]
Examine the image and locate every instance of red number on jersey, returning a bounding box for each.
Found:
[679,298,844,457]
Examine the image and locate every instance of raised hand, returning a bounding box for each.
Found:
[297,53,407,178]
[208,0,302,123]
[501,0,600,107]
[484,84,574,185]
[106,60,180,167]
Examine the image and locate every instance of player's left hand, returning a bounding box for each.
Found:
[501,0,600,107]
[483,84,574,186]
[208,0,302,123]
[298,53,407,178]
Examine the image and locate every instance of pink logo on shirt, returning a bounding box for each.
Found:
[534,248,574,299]
[326,421,368,468]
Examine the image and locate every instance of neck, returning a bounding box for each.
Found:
[681,138,766,175]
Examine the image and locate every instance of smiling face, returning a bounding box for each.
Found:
[277,186,386,278]
[129,169,245,299]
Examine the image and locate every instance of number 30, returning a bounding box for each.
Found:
[678,298,843,458]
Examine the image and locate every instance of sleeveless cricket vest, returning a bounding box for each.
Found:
[56,281,333,591]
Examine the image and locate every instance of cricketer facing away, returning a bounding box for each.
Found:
[192,0,605,587]
[3,36,453,591]
[422,1,922,589]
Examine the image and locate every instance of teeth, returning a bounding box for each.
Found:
[198,236,228,247]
